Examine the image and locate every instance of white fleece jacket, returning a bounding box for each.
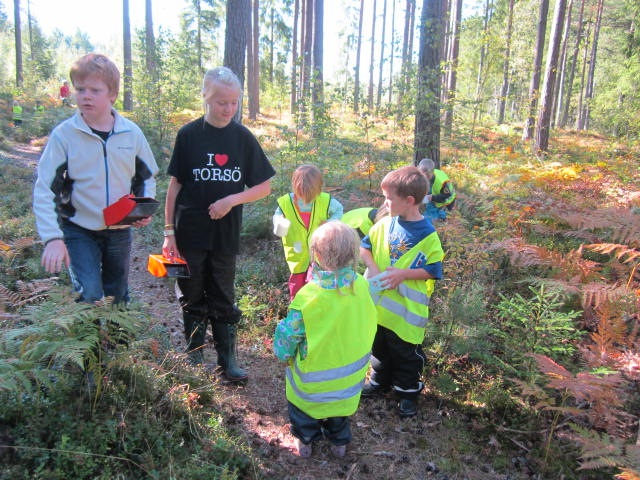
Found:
[33,109,159,244]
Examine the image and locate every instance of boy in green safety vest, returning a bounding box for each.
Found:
[417,157,456,221]
[274,164,343,300]
[359,166,444,418]
[274,221,377,458]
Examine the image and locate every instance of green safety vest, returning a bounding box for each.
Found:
[342,208,375,237]
[285,276,377,418]
[12,105,22,121]
[432,169,456,208]
[369,216,444,344]
[277,192,331,274]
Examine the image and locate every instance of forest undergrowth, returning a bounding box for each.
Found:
[0,108,638,479]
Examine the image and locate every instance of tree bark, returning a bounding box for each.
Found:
[442,0,462,135]
[553,0,573,128]
[224,0,249,122]
[534,0,567,154]
[496,0,514,125]
[14,0,23,88]
[353,0,364,114]
[472,0,492,132]
[579,0,604,131]
[522,0,550,141]
[312,0,324,110]
[123,0,133,111]
[387,0,397,105]
[376,0,387,111]
[291,0,299,112]
[414,0,445,166]
[367,0,377,111]
[560,0,585,128]
[247,0,260,120]
[145,0,157,82]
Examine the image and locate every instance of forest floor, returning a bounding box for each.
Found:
[11,140,536,480]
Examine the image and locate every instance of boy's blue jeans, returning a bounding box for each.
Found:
[62,220,132,303]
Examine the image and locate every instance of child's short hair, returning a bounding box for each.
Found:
[202,67,242,102]
[381,166,427,204]
[292,164,323,204]
[417,158,435,176]
[310,221,360,272]
[70,54,120,98]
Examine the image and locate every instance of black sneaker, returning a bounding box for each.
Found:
[398,398,417,417]
[361,381,390,397]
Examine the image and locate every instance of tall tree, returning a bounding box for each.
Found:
[247,0,260,120]
[14,0,23,88]
[553,0,574,127]
[559,0,586,128]
[123,0,133,111]
[397,0,416,113]
[367,0,377,111]
[442,0,462,135]
[472,0,492,130]
[387,0,397,104]
[414,0,445,165]
[312,0,324,109]
[376,0,387,111]
[145,0,157,82]
[496,0,514,125]
[353,0,364,113]
[225,0,249,121]
[534,0,567,153]
[290,0,299,112]
[522,0,550,141]
[577,0,604,130]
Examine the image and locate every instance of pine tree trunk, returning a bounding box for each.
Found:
[312,0,324,113]
[123,0,133,111]
[145,0,157,82]
[534,0,567,154]
[367,0,377,111]
[353,0,364,114]
[497,0,514,125]
[580,0,604,131]
[14,0,23,88]
[553,0,573,128]
[414,0,445,166]
[224,0,249,123]
[443,0,462,135]
[560,0,585,128]
[376,0,388,111]
[291,0,299,113]
[522,0,550,141]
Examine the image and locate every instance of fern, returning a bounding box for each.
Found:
[0,291,144,396]
[571,425,640,479]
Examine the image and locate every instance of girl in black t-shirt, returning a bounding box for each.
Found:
[163,67,275,382]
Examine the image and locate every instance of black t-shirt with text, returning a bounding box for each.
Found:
[168,117,275,254]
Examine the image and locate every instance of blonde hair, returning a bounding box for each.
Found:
[381,166,427,204]
[70,53,120,99]
[202,66,242,104]
[310,221,360,274]
[292,164,323,203]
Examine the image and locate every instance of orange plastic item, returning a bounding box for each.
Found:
[104,195,160,226]
[147,254,190,278]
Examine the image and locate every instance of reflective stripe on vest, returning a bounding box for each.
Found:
[293,351,372,383]
[371,282,431,329]
[277,192,331,274]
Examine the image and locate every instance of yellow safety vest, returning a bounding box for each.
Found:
[277,192,331,274]
[12,105,22,121]
[285,276,377,418]
[432,169,456,208]
[369,216,444,344]
[342,208,375,236]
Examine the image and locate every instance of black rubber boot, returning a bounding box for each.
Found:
[183,313,207,365]
[212,322,248,382]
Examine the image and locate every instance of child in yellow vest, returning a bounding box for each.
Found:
[360,166,444,418]
[274,221,377,458]
[274,164,343,300]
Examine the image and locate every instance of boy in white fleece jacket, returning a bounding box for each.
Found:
[33,53,158,303]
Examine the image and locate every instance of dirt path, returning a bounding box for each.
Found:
[11,142,527,480]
